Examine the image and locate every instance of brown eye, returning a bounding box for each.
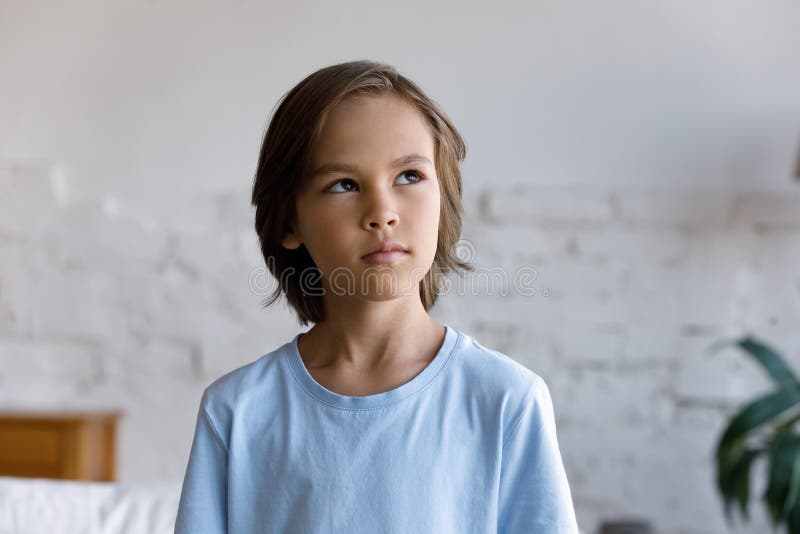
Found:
[397,170,425,185]
[325,178,358,193]
[323,170,425,194]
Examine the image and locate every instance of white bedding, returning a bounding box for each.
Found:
[0,476,180,534]
[0,476,588,533]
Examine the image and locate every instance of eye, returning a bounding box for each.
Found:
[326,178,358,193]
[323,169,427,193]
[396,169,426,185]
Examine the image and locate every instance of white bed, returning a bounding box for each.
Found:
[0,476,588,533]
[0,476,181,534]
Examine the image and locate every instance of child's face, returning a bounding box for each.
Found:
[282,93,441,300]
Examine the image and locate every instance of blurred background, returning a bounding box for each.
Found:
[1,1,799,533]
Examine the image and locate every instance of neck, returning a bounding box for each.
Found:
[298,290,444,372]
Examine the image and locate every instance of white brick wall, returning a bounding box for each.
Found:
[458,185,800,533]
[2,162,799,533]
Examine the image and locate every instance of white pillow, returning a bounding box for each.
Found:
[0,476,180,534]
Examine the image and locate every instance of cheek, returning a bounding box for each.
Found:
[407,193,441,247]
[306,218,350,258]
[295,202,350,263]
[408,180,440,212]
[297,197,342,237]
[423,188,442,225]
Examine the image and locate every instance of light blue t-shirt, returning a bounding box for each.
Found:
[174,323,579,533]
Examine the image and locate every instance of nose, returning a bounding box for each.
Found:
[365,214,398,230]
[361,188,399,231]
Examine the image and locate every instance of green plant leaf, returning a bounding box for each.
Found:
[764,432,800,525]
[711,335,800,533]
[716,384,800,465]
[786,457,800,520]
[710,336,800,387]
[718,446,762,525]
[789,499,800,534]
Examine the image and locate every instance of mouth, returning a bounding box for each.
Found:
[361,241,409,259]
[361,249,409,265]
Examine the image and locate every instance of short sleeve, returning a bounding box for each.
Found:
[174,392,228,534]
[497,375,580,534]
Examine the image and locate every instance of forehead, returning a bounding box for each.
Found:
[310,94,435,167]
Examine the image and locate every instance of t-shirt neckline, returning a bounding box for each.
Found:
[286,323,461,410]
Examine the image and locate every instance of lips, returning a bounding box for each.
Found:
[361,241,409,258]
[361,249,408,265]
[361,240,409,265]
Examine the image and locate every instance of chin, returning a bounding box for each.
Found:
[356,270,421,299]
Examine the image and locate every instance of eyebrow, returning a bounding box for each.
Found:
[309,153,434,178]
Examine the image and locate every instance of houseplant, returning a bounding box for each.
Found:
[713,336,800,533]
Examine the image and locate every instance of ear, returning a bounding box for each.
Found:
[281,221,303,250]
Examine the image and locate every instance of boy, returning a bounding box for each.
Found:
[174,59,580,533]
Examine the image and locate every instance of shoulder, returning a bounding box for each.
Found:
[452,331,550,439]
[197,338,293,438]
[455,331,545,395]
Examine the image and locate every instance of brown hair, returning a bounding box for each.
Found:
[251,59,474,326]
